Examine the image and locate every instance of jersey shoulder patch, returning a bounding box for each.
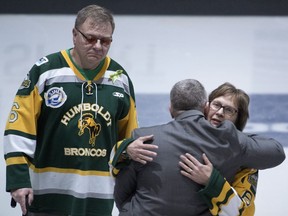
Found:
[35,57,49,66]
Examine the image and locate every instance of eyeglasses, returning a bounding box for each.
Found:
[75,27,112,47]
[209,101,238,117]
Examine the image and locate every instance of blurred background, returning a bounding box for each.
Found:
[1,1,288,215]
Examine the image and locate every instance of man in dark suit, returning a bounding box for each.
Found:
[113,79,285,216]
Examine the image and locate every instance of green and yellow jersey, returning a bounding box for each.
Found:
[4,49,138,216]
[199,168,258,216]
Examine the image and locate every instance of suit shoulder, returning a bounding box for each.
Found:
[133,123,169,138]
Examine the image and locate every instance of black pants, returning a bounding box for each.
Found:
[27,213,68,216]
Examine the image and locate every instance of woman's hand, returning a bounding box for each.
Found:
[179,153,213,186]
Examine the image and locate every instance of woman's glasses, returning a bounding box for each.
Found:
[210,101,238,117]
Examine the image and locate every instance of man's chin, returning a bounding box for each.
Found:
[88,55,101,61]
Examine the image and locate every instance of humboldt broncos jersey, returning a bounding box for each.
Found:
[199,168,258,216]
[4,49,138,216]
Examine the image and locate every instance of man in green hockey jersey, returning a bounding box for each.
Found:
[3,4,150,216]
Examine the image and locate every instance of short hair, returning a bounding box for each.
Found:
[170,79,207,114]
[209,82,250,131]
[75,5,115,32]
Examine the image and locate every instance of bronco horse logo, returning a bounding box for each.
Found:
[78,113,101,146]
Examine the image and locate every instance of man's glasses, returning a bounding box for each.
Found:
[75,27,112,47]
[209,101,238,117]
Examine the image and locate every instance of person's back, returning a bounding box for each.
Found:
[120,110,244,216]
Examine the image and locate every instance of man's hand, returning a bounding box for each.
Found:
[127,135,158,164]
[179,153,213,186]
[11,188,33,215]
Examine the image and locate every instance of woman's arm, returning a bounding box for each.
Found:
[179,153,257,216]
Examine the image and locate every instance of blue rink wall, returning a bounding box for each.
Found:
[136,94,288,148]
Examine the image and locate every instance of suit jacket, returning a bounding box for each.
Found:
[114,110,285,216]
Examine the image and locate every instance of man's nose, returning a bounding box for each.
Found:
[93,39,102,48]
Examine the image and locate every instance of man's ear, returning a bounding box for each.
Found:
[169,104,174,118]
[72,28,77,45]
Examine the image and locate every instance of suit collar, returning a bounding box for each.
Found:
[175,110,204,120]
